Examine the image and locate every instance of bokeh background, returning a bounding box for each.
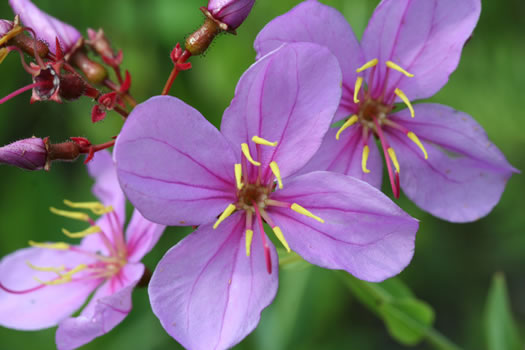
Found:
[0,0,523,349]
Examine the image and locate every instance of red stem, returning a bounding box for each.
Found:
[161,50,191,96]
[0,81,45,105]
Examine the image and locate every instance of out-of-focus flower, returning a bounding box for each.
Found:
[255,0,518,222]
[207,0,255,30]
[0,151,165,350]
[0,137,47,171]
[115,43,418,349]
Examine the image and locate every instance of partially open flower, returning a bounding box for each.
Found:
[0,19,14,37]
[207,0,255,30]
[0,137,47,171]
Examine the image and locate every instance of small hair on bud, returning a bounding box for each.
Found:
[207,0,255,30]
[0,137,47,171]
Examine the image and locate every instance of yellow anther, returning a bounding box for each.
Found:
[386,61,414,78]
[63,200,113,215]
[336,115,359,140]
[407,132,428,160]
[361,145,371,174]
[269,161,283,189]
[234,163,243,190]
[26,261,65,273]
[251,136,278,147]
[387,147,400,173]
[356,58,379,73]
[241,143,261,166]
[28,241,70,250]
[291,203,324,223]
[245,229,254,257]
[213,203,237,229]
[0,25,23,47]
[272,226,290,253]
[49,207,90,222]
[354,77,363,104]
[0,48,8,64]
[34,264,88,286]
[62,225,101,239]
[394,88,415,118]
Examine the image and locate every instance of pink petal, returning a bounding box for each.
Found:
[149,213,278,350]
[55,263,144,350]
[270,171,418,282]
[125,209,166,262]
[387,103,517,222]
[0,247,100,330]
[297,127,383,190]
[361,0,481,100]
[115,96,237,226]
[221,42,342,181]
[254,0,362,120]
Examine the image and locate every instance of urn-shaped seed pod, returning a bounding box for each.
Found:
[207,0,255,30]
[0,137,47,171]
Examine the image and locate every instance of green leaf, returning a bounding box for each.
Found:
[484,273,523,350]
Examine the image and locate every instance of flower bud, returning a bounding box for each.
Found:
[0,137,47,171]
[207,0,255,30]
[0,19,14,37]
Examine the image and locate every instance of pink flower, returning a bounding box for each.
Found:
[0,137,47,171]
[207,0,255,30]
[0,151,165,350]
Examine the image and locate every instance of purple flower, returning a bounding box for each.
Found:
[0,137,47,171]
[255,0,518,223]
[207,0,255,30]
[0,151,165,350]
[0,19,14,37]
[9,0,81,54]
[115,43,418,349]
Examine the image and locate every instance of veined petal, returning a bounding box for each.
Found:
[0,247,100,330]
[388,103,517,222]
[221,43,342,181]
[115,96,237,226]
[269,171,418,282]
[149,213,278,350]
[254,0,362,120]
[361,0,481,100]
[125,209,166,263]
[9,0,82,54]
[297,127,383,189]
[55,263,144,350]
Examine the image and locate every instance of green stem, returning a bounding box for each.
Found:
[425,328,463,350]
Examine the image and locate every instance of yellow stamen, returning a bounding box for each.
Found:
[272,226,290,253]
[353,77,363,104]
[49,207,90,222]
[291,203,324,223]
[386,61,414,77]
[26,261,65,273]
[62,225,101,239]
[245,229,254,256]
[356,58,379,73]
[34,264,87,285]
[394,88,415,118]
[234,163,243,190]
[407,132,428,159]
[361,145,371,174]
[387,147,400,173]
[63,200,113,215]
[269,161,283,189]
[28,241,70,250]
[251,136,278,147]
[0,48,8,64]
[213,203,237,229]
[335,115,359,140]
[241,143,261,166]
[0,25,23,47]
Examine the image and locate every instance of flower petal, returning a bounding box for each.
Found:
[254,0,362,120]
[361,0,481,100]
[269,171,418,282]
[115,96,237,226]
[387,103,517,222]
[221,42,342,181]
[149,213,278,350]
[297,127,383,189]
[0,247,100,330]
[55,263,144,350]
[125,209,166,262]
[9,0,82,54]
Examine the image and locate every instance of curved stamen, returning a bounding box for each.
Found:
[252,136,278,147]
[353,77,363,104]
[386,61,414,77]
[28,241,70,250]
[361,145,371,174]
[269,161,283,189]
[335,115,358,140]
[394,88,415,118]
[407,132,428,159]
[213,203,237,229]
[63,200,113,215]
[245,211,254,256]
[50,207,91,222]
[356,58,378,73]
[62,225,101,239]
[290,203,324,223]
[241,143,260,166]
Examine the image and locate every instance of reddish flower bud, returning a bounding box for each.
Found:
[207,0,255,30]
[0,137,47,170]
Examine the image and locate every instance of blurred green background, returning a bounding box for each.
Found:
[0,0,524,349]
